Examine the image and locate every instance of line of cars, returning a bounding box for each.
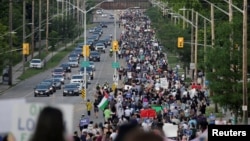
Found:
[33,22,111,97]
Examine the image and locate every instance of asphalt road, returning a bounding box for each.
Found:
[0,12,123,133]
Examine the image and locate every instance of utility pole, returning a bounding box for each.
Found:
[8,0,13,86]
[31,0,34,58]
[22,0,26,73]
[211,5,215,47]
[242,0,248,125]
[182,7,185,29]
[46,0,49,53]
[203,19,207,87]
[191,9,194,80]
[77,0,80,36]
[194,12,198,82]
[38,0,42,58]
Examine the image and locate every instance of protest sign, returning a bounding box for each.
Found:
[0,98,26,133]
[162,123,178,138]
[160,78,168,89]
[11,103,73,141]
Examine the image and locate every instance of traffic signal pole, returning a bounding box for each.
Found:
[114,10,117,84]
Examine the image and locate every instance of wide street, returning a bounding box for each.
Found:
[0,10,123,132]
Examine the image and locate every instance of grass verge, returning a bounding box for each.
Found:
[19,45,75,80]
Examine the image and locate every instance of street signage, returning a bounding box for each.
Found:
[81,61,90,67]
[112,62,120,68]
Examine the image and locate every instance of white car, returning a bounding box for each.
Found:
[101,13,107,17]
[95,43,106,53]
[29,59,44,69]
[70,74,83,83]
[96,10,103,15]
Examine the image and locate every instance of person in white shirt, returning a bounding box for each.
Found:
[110,128,118,141]
[124,106,131,120]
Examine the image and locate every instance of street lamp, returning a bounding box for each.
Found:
[57,0,112,100]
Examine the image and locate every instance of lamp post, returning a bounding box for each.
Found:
[57,0,111,99]
[8,0,13,86]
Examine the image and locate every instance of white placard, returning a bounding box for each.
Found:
[127,72,132,79]
[162,123,178,138]
[160,78,168,89]
[124,85,132,90]
[0,98,26,133]
[11,103,73,141]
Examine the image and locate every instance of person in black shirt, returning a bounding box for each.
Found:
[93,98,99,118]
[73,131,80,141]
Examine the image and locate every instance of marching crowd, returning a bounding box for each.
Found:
[78,10,215,141]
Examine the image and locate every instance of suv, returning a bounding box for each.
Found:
[29,59,44,69]
[89,51,100,62]
[95,43,106,53]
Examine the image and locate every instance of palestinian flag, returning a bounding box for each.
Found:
[98,92,109,111]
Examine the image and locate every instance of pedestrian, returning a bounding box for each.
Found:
[93,98,99,118]
[73,131,81,141]
[86,99,93,116]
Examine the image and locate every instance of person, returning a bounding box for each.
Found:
[73,131,80,141]
[86,99,93,116]
[93,98,99,118]
[29,106,65,141]
[79,114,90,132]
[2,133,15,141]
[104,107,112,122]
[109,48,113,57]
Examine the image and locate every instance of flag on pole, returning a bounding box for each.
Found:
[98,92,109,111]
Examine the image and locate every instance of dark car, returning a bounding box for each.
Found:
[60,63,71,73]
[100,22,108,28]
[73,48,83,57]
[89,51,100,62]
[51,78,62,89]
[41,80,56,93]
[34,84,51,97]
[52,67,65,77]
[97,40,107,48]
[68,53,79,61]
[63,83,80,96]
[80,66,94,80]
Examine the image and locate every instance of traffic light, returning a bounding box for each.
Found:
[22,43,29,55]
[82,45,90,57]
[177,37,184,48]
[81,89,86,99]
[112,40,119,51]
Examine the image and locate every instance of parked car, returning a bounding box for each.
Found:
[89,51,100,62]
[52,67,65,77]
[68,59,79,68]
[89,27,96,33]
[63,83,80,96]
[60,63,71,73]
[34,84,51,97]
[95,43,106,53]
[29,59,44,69]
[52,74,65,84]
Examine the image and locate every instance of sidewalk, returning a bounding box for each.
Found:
[0,37,80,94]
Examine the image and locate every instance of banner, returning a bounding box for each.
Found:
[140,109,156,118]
[160,78,168,89]
[11,103,73,141]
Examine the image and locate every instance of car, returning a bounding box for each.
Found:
[29,59,44,69]
[60,63,71,73]
[89,27,96,33]
[70,74,84,84]
[95,43,106,53]
[76,43,84,48]
[109,16,114,19]
[52,74,65,84]
[71,82,84,92]
[51,78,62,89]
[41,80,56,93]
[100,22,108,28]
[63,83,80,96]
[68,53,79,61]
[91,34,99,41]
[92,30,102,36]
[34,84,51,97]
[79,66,94,80]
[73,48,83,57]
[96,10,103,15]
[68,59,79,68]
[52,67,65,77]
[101,13,107,17]
[89,51,100,62]
[97,40,107,48]
[104,37,111,45]
[89,61,95,71]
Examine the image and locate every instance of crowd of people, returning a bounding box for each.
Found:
[78,10,214,141]
[1,9,234,141]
